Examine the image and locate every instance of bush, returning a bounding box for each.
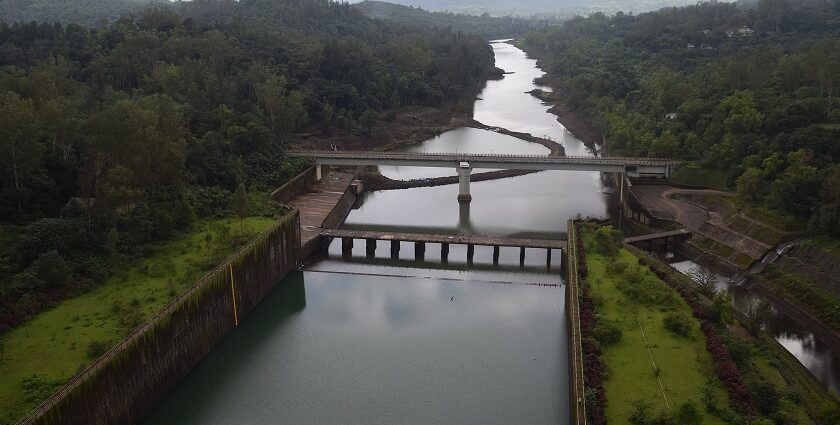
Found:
[676,401,703,425]
[748,379,780,416]
[86,340,109,359]
[21,375,63,404]
[592,317,623,346]
[663,313,692,337]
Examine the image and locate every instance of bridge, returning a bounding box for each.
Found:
[289,150,681,202]
[320,228,566,266]
[623,228,693,247]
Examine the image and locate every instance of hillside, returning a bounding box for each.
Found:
[351,0,704,17]
[354,0,545,38]
[0,0,169,25]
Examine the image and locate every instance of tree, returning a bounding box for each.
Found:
[231,183,248,232]
[676,401,703,425]
[360,109,376,136]
[743,299,772,335]
[105,227,120,259]
[687,265,718,297]
[0,91,42,217]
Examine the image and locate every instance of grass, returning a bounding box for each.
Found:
[583,234,728,423]
[669,165,729,190]
[0,216,276,425]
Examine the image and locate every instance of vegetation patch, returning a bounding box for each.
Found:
[0,216,274,424]
[669,165,729,190]
[578,223,728,424]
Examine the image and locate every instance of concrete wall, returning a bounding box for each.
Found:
[20,212,301,425]
[271,166,317,204]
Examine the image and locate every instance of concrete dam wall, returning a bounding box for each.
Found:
[20,212,301,425]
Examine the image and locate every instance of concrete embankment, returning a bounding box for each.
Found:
[20,212,301,425]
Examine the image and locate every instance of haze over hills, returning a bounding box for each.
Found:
[0,0,170,25]
[350,0,707,16]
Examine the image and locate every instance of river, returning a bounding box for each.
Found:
[143,41,604,424]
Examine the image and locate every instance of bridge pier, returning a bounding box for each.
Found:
[315,163,323,181]
[341,237,353,257]
[457,162,472,202]
[390,240,400,259]
[467,244,475,264]
[415,241,426,260]
[546,249,552,268]
[441,243,449,263]
[519,247,526,266]
[492,246,500,265]
[365,239,376,258]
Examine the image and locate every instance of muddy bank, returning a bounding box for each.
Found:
[531,79,603,150]
[361,169,540,191]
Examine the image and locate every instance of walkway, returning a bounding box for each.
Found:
[624,228,692,244]
[286,171,355,247]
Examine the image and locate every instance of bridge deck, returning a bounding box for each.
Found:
[287,172,355,247]
[623,228,692,244]
[321,229,567,250]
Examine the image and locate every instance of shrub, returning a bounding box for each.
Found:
[592,317,623,346]
[676,401,703,425]
[21,375,64,404]
[663,313,692,337]
[86,340,109,359]
[748,379,780,416]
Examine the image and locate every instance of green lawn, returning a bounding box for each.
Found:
[583,235,728,423]
[0,216,276,424]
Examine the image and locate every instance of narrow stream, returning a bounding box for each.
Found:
[670,258,840,394]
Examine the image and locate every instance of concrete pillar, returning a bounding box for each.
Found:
[415,242,426,261]
[546,249,552,268]
[341,238,353,257]
[365,239,376,258]
[519,247,526,266]
[441,243,450,263]
[315,163,323,181]
[390,240,400,259]
[492,246,500,265]
[457,162,472,202]
[467,244,475,264]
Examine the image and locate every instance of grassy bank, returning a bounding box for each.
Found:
[669,165,729,191]
[0,216,276,424]
[581,225,729,423]
[629,245,825,424]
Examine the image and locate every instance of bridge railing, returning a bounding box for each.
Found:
[289,150,681,164]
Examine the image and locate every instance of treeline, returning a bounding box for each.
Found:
[354,0,549,39]
[521,0,840,232]
[0,0,497,331]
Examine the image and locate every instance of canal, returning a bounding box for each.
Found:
[144,41,606,424]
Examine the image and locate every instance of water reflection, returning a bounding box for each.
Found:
[670,259,840,394]
[143,271,569,425]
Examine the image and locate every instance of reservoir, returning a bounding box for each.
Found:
[144,41,591,423]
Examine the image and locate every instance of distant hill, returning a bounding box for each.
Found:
[351,0,707,16]
[354,0,547,38]
[0,0,170,25]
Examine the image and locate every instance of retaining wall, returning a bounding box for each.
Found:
[20,212,301,425]
[271,165,317,204]
[566,220,586,425]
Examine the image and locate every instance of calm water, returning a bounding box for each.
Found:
[143,272,568,424]
[671,259,840,393]
[347,41,613,238]
[144,41,578,424]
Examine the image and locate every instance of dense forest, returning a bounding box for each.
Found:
[521,0,840,232]
[0,0,498,331]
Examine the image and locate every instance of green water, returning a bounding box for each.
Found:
[143,271,568,424]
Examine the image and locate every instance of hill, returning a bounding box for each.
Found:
[0,0,170,25]
[354,0,545,38]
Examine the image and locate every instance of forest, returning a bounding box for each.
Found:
[0,0,499,332]
[521,0,840,233]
